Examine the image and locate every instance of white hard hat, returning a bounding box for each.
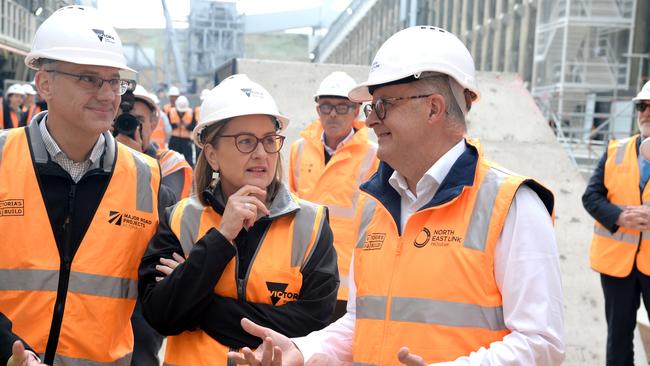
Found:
[22,84,37,95]
[25,6,135,74]
[200,88,211,100]
[175,95,191,113]
[634,81,650,101]
[167,86,180,97]
[132,85,157,111]
[349,26,480,113]
[192,74,289,148]
[314,71,357,101]
[148,92,160,106]
[6,84,25,96]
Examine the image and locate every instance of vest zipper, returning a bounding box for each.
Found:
[233,246,246,300]
[44,184,77,364]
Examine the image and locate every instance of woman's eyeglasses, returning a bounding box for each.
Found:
[216,133,285,154]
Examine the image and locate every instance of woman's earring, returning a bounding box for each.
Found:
[210,170,219,187]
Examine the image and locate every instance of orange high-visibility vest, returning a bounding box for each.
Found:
[289,119,378,300]
[169,108,193,139]
[163,195,327,366]
[351,143,554,364]
[590,135,650,277]
[23,104,41,126]
[194,106,201,121]
[0,126,160,365]
[163,103,172,114]
[0,102,19,129]
[157,148,193,199]
[151,116,168,150]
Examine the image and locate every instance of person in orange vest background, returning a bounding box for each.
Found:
[289,71,378,321]
[138,74,338,366]
[163,85,180,115]
[168,95,196,166]
[148,92,172,150]
[229,26,565,366]
[583,80,650,365]
[19,84,44,127]
[0,84,25,129]
[0,6,161,366]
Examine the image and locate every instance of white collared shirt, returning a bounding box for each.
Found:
[321,128,355,156]
[293,139,565,365]
[39,116,105,183]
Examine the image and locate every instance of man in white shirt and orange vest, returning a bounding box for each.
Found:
[168,95,196,166]
[583,80,650,365]
[229,26,565,366]
[289,71,378,320]
[0,6,160,366]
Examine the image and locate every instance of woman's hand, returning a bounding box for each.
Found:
[219,185,271,242]
[155,252,186,282]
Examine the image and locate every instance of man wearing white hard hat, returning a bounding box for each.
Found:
[0,6,161,366]
[0,84,25,129]
[163,85,180,115]
[583,79,650,365]
[288,71,378,321]
[19,84,42,127]
[168,95,196,166]
[230,26,564,366]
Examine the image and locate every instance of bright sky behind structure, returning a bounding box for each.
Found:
[96,0,352,29]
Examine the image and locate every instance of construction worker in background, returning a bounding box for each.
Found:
[19,84,43,127]
[163,85,180,114]
[289,71,378,320]
[168,95,196,166]
[138,74,338,366]
[194,88,210,119]
[149,92,172,150]
[229,26,565,366]
[0,6,161,366]
[0,84,25,129]
[583,80,650,365]
[116,84,193,200]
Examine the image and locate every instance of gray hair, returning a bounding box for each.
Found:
[412,72,465,126]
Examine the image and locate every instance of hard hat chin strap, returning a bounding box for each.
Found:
[448,78,469,116]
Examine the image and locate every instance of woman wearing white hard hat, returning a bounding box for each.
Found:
[0,83,25,129]
[138,74,338,366]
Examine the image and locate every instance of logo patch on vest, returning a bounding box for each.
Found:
[108,210,152,229]
[363,233,385,250]
[416,228,463,248]
[266,282,299,305]
[0,199,23,216]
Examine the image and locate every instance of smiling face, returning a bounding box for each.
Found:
[203,115,280,198]
[37,61,121,138]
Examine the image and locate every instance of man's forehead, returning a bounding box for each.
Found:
[57,61,121,77]
[317,96,352,104]
[371,82,414,100]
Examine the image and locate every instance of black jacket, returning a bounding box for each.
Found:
[582,136,641,233]
[138,184,339,349]
[0,312,28,365]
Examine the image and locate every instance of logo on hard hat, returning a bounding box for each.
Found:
[92,29,116,44]
[370,61,381,72]
[240,88,264,98]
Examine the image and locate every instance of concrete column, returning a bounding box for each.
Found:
[460,0,470,44]
[451,0,461,36]
[517,2,532,77]
[471,0,481,60]
[491,0,504,71]
[480,0,493,70]
[503,2,515,72]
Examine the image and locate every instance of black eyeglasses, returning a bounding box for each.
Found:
[45,70,131,95]
[317,103,357,115]
[216,133,285,154]
[636,103,650,113]
[363,94,435,120]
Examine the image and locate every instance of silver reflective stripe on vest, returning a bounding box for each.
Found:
[178,197,204,256]
[130,151,153,213]
[615,139,629,165]
[357,142,377,183]
[352,363,378,366]
[0,129,9,167]
[43,352,132,366]
[291,200,323,268]
[0,269,137,299]
[390,297,507,331]
[355,199,378,249]
[293,138,305,190]
[356,295,388,320]
[464,169,506,251]
[594,225,639,245]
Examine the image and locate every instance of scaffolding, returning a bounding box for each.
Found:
[187,0,243,82]
[532,0,637,174]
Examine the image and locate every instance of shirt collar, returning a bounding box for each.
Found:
[388,139,467,199]
[39,114,106,165]
[321,128,355,155]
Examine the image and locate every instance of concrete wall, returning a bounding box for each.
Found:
[236,59,608,365]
